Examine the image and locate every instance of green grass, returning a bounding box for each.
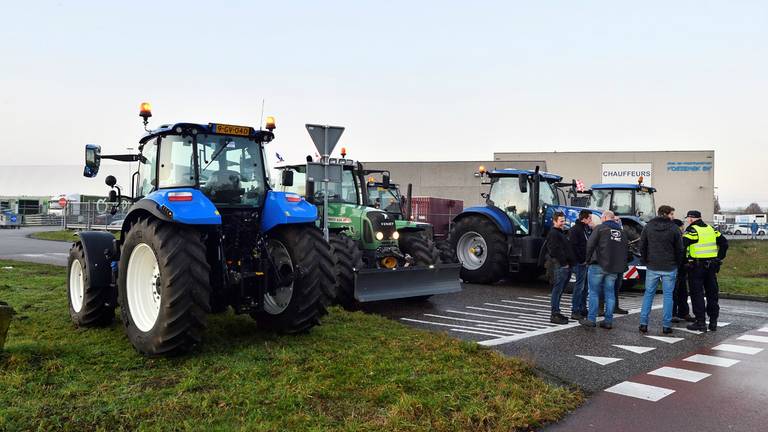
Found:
[0,260,581,431]
[30,230,120,242]
[717,240,768,298]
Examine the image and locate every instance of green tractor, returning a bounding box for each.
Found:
[278,159,461,306]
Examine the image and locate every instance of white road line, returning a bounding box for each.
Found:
[648,367,711,383]
[758,327,768,333]
[712,344,764,355]
[445,309,545,324]
[645,335,684,344]
[422,314,527,332]
[400,318,514,336]
[485,303,551,313]
[467,306,544,316]
[502,300,570,311]
[613,344,656,354]
[684,354,740,368]
[479,321,581,346]
[496,319,550,329]
[716,322,731,327]
[674,327,704,335]
[737,335,768,344]
[604,381,675,402]
[517,297,552,303]
[449,328,514,338]
[575,355,623,365]
[505,313,554,322]
[476,324,528,333]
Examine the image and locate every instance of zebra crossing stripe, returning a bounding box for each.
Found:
[605,381,675,402]
[737,335,768,343]
[712,344,763,355]
[400,318,514,336]
[648,367,711,383]
[684,354,740,368]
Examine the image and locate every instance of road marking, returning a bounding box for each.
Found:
[648,366,711,383]
[613,344,656,354]
[422,314,527,332]
[712,344,763,355]
[758,327,768,333]
[484,303,549,313]
[684,354,740,367]
[575,355,623,365]
[674,327,704,335]
[717,322,731,327]
[496,319,550,329]
[444,309,550,327]
[400,318,514,336]
[645,335,684,344]
[604,381,675,402]
[449,328,516,338]
[501,299,572,311]
[479,321,581,346]
[737,335,768,343]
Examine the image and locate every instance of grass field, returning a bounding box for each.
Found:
[0,260,581,431]
[30,230,119,242]
[717,240,768,298]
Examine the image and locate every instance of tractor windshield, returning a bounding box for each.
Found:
[367,185,403,214]
[635,190,655,222]
[196,134,266,206]
[323,169,359,204]
[589,190,611,211]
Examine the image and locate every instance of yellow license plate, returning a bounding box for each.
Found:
[214,123,251,136]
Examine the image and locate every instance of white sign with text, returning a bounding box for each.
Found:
[601,163,652,186]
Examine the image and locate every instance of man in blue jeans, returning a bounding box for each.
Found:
[547,211,576,324]
[638,205,684,334]
[568,210,593,319]
[579,210,628,329]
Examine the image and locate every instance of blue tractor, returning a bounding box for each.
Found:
[447,167,593,284]
[67,104,335,356]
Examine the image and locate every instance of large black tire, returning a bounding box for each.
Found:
[436,239,458,263]
[399,232,440,266]
[329,232,363,309]
[449,216,507,284]
[251,225,335,333]
[67,242,115,327]
[118,218,210,356]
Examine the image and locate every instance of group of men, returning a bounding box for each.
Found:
[546,206,728,333]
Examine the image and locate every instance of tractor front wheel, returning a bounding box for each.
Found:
[251,225,335,333]
[329,232,362,309]
[399,232,440,266]
[450,216,507,284]
[67,242,115,327]
[118,218,210,356]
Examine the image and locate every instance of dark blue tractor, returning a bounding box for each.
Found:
[67,105,335,356]
[446,167,594,284]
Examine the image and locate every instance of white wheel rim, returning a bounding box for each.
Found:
[126,243,161,332]
[457,231,487,270]
[264,239,294,315]
[69,260,84,313]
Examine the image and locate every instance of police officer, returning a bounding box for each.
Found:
[683,210,729,332]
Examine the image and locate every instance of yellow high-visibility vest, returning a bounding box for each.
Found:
[684,224,719,259]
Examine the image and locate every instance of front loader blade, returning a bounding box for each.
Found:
[354,263,462,302]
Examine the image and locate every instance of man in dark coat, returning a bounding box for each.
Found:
[568,210,592,319]
[547,211,576,324]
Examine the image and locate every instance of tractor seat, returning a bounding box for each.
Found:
[203,170,244,203]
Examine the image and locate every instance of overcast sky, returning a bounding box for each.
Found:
[1,1,766,207]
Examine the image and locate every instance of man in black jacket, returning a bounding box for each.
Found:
[671,219,694,322]
[547,211,576,324]
[568,210,592,319]
[638,205,684,334]
[579,210,628,329]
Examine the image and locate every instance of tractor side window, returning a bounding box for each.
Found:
[539,181,559,207]
[635,190,655,222]
[590,190,611,210]
[490,177,529,234]
[138,139,158,197]
[611,190,633,215]
[158,136,196,188]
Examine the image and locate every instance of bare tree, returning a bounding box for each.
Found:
[744,202,763,214]
[714,196,721,214]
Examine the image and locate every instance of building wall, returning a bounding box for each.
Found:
[366,150,715,221]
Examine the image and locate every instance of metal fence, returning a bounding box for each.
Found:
[62,201,129,231]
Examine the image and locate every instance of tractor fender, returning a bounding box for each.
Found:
[141,188,221,225]
[76,231,117,288]
[453,206,514,235]
[261,190,318,233]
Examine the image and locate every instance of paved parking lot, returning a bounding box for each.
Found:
[364,282,768,393]
[0,227,70,266]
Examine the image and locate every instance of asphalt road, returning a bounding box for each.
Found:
[0,226,71,266]
[363,281,768,394]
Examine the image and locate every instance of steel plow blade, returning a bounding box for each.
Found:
[354,263,462,302]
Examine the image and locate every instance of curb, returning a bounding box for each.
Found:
[720,293,768,303]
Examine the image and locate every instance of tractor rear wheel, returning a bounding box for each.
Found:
[118,218,210,356]
[399,232,440,266]
[450,216,507,284]
[329,232,363,309]
[252,225,334,333]
[67,242,115,327]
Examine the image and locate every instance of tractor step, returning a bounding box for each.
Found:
[354,263,462,302]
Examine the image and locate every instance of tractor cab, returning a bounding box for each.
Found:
[588,183,656,223]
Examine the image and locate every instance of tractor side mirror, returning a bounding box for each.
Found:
[281,170,294,187]
[105,175,117,188]
[305,180,316,204]
[382,174,390,188]
[519,174,529,193]
[83,144,102,178]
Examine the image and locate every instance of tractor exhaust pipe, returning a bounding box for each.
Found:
[406,183,413,220]
[530,165,541,237]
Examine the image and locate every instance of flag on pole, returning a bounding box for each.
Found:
[576,179,586,192]
[275,152,284,163]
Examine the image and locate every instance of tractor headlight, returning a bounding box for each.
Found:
[392,231,400,240]
[375,231,384,241]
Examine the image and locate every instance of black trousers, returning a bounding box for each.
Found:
[687,262,719,323]
[672,266,689,317]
